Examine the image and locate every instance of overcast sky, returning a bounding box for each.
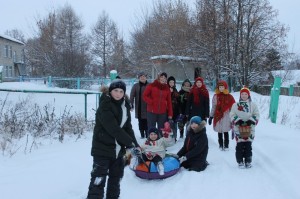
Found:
[1,0,299,54]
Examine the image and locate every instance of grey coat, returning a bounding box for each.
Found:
[130,81,148,119]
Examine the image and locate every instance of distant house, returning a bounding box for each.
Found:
[0,34,25,81]
[150,55,207,82]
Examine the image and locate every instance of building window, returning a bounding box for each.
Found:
[9,46,12,58]
[5,45,8,57]
[5,66,8,77]
[9,66,12,77]
[13,51,16,62]
[5,66,13,77]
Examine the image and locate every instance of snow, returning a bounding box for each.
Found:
[0,33,25,45]
[0,82,299,199]
[271,70,300,87]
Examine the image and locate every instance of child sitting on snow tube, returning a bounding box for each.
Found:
[130,122,179,179]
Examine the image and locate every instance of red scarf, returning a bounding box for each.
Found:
[213,93,235,126]
[190,85,209,105]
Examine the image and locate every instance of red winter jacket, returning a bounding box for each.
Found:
[143,79,173,118]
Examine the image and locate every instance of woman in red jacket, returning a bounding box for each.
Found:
[143,72,173,133]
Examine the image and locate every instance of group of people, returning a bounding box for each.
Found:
[85,72,260,199]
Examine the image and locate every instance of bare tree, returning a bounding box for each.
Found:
[90,11,119,77]
[25,4,90,77]
[193,0,288,87]
[4,29,25,43]
[130,0,193,71]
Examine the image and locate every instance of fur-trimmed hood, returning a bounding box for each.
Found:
[187,120,206,133]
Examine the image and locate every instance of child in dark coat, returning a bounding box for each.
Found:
[167,76,180,141]
[178,79,192,138]
[86,80,139,199]
[177,116,209,172]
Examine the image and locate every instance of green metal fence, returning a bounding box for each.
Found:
[0,88,101,121]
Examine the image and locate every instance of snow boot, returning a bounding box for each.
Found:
[238,162,245,169]
[157,161,165,175]
[218,133,224,150]
[224,132,229,150]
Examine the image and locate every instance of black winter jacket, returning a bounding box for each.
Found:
[91,89,139,159]
[177,121,208,169]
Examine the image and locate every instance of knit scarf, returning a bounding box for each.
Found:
[190,85,209,105]
[213,93,235,126]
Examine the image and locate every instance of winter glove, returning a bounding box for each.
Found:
[235,120,244,126]
[168,153,179,159]
[208,117,213,125]
[179,156,187,164]
[168,119,174,128]
[131,147,142,156]
[246,120,256,126]
[123,149,132,163]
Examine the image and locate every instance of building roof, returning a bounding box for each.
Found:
[0,33,25,45]
[150,55,205,62]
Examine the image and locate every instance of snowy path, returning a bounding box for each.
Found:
[1,118,299,199]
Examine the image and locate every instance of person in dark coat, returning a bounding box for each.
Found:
[185,77,210,122]
[86,79,139,199]
[178,79,192,138]
[177,116,209,172]
[130,71,148,138]
[167,76,180,141]
[143,72,173,132]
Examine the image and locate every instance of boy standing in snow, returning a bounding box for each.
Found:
[209,80,235,151]
[134,122,175,175]
[86,80,139,199]
[178,79,192,138]
[176,116,209,172]
[230,87,260,168]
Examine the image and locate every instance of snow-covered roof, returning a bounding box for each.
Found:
[0,33,24,45]
[271,70,300,86]
[150,55,205,62]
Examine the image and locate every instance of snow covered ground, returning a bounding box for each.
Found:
[0,82,299,199]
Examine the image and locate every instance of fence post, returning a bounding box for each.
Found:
[269,77,281,123]
[77,78,81,89]
[84,93,87,121]
[289,85,294,96]
[48,76,52,87]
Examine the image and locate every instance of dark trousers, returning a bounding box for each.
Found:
[87,156,124,199]
[138,118,148,138]
[142,153,162,165]
[235,142,252,163]
[218,132,229,148]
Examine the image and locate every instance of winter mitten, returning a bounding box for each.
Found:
[179,156,187,164]
[131,147,142,156]
[235,120,244,126]
[208,117,213,125]
[168,119,174,127]
[246,120,255,126]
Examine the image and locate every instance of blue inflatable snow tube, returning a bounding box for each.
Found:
[134,156,180,180]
